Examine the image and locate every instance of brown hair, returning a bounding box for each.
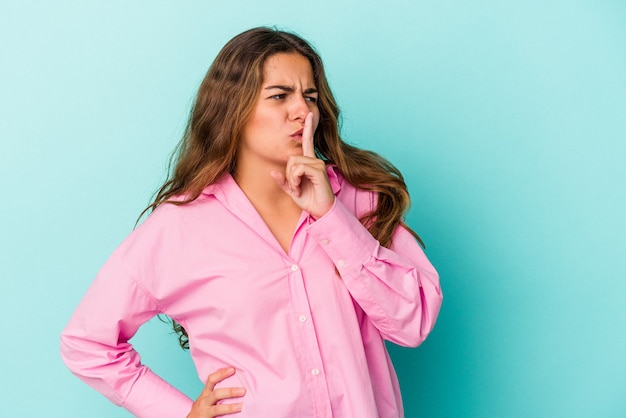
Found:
[144,27,423,349]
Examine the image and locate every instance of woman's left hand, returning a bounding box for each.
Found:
[271,112,335,219]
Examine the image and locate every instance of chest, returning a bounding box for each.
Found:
[153,210,349,325]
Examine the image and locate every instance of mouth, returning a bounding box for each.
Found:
[290,128,304,138]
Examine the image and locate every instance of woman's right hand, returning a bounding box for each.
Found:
[186,367,246,417]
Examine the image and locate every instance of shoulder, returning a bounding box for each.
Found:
[142,174,235,227]
[127,182,227,253]
[140,195,210,229]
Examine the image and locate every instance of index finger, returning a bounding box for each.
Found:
[202,367,236,394]
[302,112,315,158]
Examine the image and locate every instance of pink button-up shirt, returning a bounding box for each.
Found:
[60,166,442,418]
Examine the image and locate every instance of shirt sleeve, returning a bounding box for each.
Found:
[305,198,443,348]
[60,241,193,417]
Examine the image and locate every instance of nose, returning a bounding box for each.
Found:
[289,95,310,122]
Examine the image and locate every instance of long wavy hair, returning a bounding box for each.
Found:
[143,27,423,349]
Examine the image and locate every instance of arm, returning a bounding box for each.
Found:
[60,245,193,417]
[306,198,442,347]
[273,111,442,347]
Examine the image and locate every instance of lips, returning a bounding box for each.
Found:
[291,128,304,137]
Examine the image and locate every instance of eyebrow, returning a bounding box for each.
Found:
[264,85,318,94]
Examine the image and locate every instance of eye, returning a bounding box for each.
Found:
[269,94,286,100]
[305,96,318,104]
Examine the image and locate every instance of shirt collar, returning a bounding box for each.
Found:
[326,164,341,194]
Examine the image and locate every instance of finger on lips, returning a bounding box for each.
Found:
[302,112,315,158]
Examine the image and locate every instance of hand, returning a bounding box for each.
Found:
[271,112,335,219]
[186,367,246,418]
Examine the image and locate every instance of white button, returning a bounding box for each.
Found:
[321,239,329,245]
[311,368,320,376]
[337,260,345,267]
[291,264,298,271]
[298,315,307,322]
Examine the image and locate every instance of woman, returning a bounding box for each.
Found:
[60,27,442,418]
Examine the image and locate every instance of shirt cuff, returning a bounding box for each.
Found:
[122,369,193,418]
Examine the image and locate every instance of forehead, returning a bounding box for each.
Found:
[262,53,315,85]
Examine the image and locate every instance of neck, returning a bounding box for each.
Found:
[233,163,290,206]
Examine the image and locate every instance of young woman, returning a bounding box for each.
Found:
[61,27,442,418]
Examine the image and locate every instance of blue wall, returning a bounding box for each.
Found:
[1,1,625,417]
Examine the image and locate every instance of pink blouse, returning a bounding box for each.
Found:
[60,166,442,417]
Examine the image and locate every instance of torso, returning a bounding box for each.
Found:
[248,195,302,254]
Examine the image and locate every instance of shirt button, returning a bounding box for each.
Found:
[337,260,345,267]
[321,239,329,245]
[311,368,320,376]
[291,264,298,271]
[298,315,307,322]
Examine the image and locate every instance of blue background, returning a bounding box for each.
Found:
[1,1,625,417]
